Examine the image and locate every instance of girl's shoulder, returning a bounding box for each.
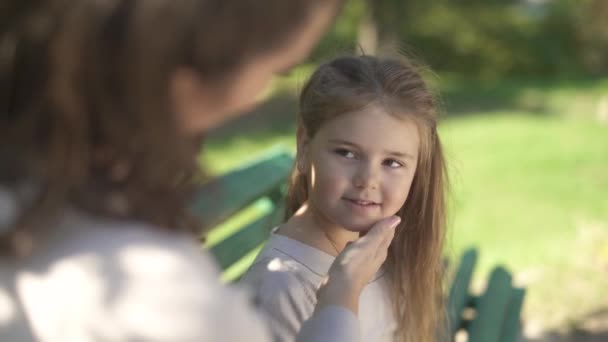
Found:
[240,234,325,339]
[240,232,336,309]
[245,232,335,284]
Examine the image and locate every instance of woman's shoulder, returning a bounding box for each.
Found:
[32,210,222,300]
[53,209,208,261]
[4,210,274,341]
[40,219,201,271]
[19,210,221,315]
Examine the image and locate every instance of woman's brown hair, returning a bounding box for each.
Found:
[0,0,341,256]
[285,55,447,342]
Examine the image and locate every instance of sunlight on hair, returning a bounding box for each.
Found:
[309,165,316,189]
[0,288,16,326]
[293,203,309,217]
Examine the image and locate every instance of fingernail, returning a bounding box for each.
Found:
[388,216,401,228]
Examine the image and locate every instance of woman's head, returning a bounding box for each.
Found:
[170,0,340,133]
[0,0,341,254]
[286,55,446,342]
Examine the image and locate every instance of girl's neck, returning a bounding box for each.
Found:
[278,202,359,257]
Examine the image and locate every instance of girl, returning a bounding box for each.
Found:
[0,1,398,341]
[243,55,447,342]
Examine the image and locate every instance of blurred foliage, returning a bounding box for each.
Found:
[311,0,608,79]
[309,0,365,58]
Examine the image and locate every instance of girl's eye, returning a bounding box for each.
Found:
[335,148,356,159]
[384,159,403,168]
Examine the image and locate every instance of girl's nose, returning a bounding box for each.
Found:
[352,163,378,190]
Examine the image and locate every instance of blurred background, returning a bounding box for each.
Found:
[201,0,608,341]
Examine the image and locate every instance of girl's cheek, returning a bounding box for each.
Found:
[384,174,412,203]
[323,158,351,181]
[311,161,343,191]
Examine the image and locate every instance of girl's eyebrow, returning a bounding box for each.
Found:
[328,138,359,148]
[328,139,416,160]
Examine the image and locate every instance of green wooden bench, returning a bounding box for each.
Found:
[191,150,293,280]
[193,150,526,341]
[447,249,526,342]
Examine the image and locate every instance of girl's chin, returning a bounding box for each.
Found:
[339,216,395,234]
[340,221,375,233]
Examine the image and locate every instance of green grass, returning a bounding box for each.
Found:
[200,78,608,332]
[440,113,608,330]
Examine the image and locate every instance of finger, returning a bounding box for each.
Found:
[361,216,400,245]
[379,226,396,251]
[373,225,396,261]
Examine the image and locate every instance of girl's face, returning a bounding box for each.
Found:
[299,105,420,232]
[171,3,337,135]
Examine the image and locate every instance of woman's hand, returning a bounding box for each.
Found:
[315,216,400,314]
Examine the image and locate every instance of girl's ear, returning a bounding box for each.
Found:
[296,125,311,174]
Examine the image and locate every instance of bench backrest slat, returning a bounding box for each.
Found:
[500,287,526,342]
[447,248,478,336]
[210,202,285,270]
[468,266,513,342]
[191,152,293,228]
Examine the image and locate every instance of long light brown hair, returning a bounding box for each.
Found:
[0,0,341,256]
[285,55,447,342]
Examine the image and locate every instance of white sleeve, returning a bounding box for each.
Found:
[42,234,273,342]
[110,241,273,342]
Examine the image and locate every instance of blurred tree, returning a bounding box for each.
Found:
[357,0,408,54]
[311,0,409,60]
[578,0,608,74]
[399,0,564,78]
[357,0,378,54]
[309,0,364,61]
[310,0,608,78]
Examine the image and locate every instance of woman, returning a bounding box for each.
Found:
[0,1,397,341]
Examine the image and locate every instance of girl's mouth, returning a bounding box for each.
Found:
[343,198,380,207]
